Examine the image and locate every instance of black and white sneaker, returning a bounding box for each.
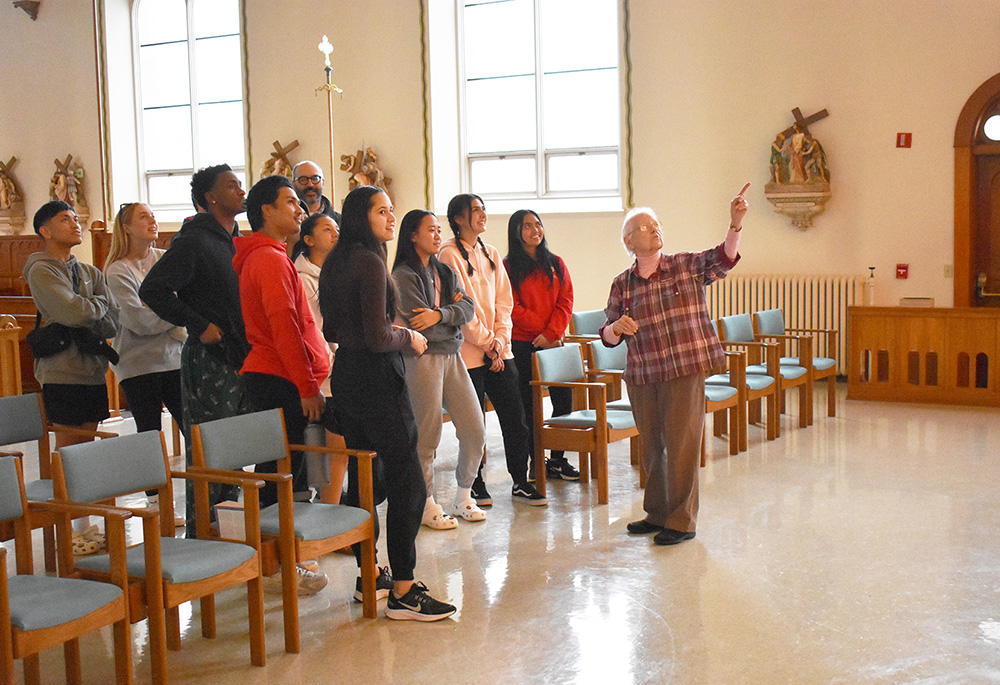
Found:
[471,476,493,507]
[385,582,456,622]
[511,482,548,506]
[354,565,393,602]
[546,457,580,481]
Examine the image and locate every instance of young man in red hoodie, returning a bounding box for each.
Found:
[234,174,330,592]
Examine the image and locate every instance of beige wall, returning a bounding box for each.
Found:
[3,0,1000,310]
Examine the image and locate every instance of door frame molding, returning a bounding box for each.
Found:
[954,72,1000,306]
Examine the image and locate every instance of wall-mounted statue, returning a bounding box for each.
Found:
[49,155,89,226]
[0,156,26,234]
[260,139,298,179]
[764,108,831,229]
[340,147,392,195]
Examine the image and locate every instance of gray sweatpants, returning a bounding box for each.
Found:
[404,352,486,496]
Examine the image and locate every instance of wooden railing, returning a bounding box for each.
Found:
[847,306,1000,407]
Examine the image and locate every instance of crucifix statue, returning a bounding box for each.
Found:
[315,34,343,207]
[260,139,299,178]
[765,107,831,229]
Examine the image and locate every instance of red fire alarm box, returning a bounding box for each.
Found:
[896,133,912,148]
[896,263,908,279]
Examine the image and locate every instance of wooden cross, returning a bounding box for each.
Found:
[54,154,74,176]
[0,157,16,176]
[270,139,299,167]
[781,107,829,138]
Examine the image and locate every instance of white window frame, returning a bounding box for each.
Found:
[434,0,625,215]
[132,0,248,221]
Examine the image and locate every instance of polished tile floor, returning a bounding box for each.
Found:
[8,385,1000,684]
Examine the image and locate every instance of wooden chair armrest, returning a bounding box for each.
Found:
[564,334,599,343]
[287,444,377,461]
[31,499,134,519]
[754,333,806,342]
[530,380,606,390]
[0,450,22,457]
[45,425,117,440]
[719,340,777,349]
[585,368,623,383]
[182,466,275,487]
[785,326,836,334]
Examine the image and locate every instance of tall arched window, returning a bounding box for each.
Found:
[134,0,246,211]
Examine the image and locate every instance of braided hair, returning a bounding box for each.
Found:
[446,193,495,276]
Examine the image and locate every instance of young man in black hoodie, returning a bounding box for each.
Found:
[139,164,250,536]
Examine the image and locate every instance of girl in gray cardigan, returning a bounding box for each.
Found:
[392,210,487,528]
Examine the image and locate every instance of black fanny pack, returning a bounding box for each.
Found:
[26,312,120,365]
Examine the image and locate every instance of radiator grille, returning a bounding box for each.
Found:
[706,274,863,376]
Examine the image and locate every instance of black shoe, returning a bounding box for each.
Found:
[471,476,493,507]
[653,528,696,546]
[546,458,580,481]
[385,581,456,622]
[354,566,393,602]
[511,482,548,506]
[626,519,664,535]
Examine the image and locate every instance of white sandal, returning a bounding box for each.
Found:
[448,499,487,522]
[421,504,458,530]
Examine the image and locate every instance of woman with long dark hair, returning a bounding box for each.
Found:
[505,209,578,481]
[438,194,547,507]
[319,186,455,621]
[392,209,486,529]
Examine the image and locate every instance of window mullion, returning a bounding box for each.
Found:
[186,0,199,171]
[533,0,544,199]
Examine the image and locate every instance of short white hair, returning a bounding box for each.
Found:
[621,206,658,256]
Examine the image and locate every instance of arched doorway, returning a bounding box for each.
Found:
[954,73,1000,307]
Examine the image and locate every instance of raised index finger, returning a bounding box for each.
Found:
[737,182,751,198]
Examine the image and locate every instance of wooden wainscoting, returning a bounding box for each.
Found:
[847,306,1000,407]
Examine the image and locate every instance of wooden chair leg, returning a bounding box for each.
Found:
[798,385,809,428]
[112,617,133,685]
[768,393,779,440]
[578,451,590,483]
[596,443,609,505]
[200,594,216,639]
[700,426,707,467]
[63,637,81,684]
[166,606,182,651]
[727,405,739,456]
[247,578,266,667]
[23,653,41,685]
[359,537,377,620]
[827,376,837,417]
[280,548,299,653]
[42,526,56,573]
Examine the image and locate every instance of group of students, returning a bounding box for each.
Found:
[23,165,580,623]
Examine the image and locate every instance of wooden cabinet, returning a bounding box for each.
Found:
[848,306,1000,406]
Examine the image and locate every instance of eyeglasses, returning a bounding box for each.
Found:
[635,221,660,233]
[295,175,323,185]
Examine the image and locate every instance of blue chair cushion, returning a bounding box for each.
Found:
[546,409,635,431]
[0,457,23,520]
[24,478,53,503]
[704,385,738,402]
[536,343,584,383]
[776,365,808,380]
[572,310,606,336]
[812,357,836,371]
[754,309,785,336]
[8,574,121,631]
[591,341,627,371]
[607,398,631,412]
[707,374,774,391]
[720,313,755,343]
[0,393,46,446]
[259,501,371,542]
[75,536,256,584]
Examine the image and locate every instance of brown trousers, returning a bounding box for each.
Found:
[628,373,705,532]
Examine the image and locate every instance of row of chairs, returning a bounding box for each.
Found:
[1,395,378,684]
[535,308,839,497]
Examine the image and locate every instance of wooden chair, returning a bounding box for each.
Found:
[53,431,266,680]
[719,312,810,430]
[746,310,815,425]
[754,307,838,418]
[190,408,378,655]
[708,320,780,444]
[703,350,746,460]
[1,455,133,685]
[0,392,115,573]
[566,309,606,341]
[531,342,639,505]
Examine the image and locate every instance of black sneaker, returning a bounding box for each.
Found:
[471,476,493,507]
[511,482,548,506]
[354,566,393,602]
[385,581,456,622]
[546,457,580,481]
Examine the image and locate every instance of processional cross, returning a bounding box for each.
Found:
[315,35,343,207]
[781,107,829,138]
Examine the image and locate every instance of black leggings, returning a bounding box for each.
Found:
[467,360,530,485]
[119,370,183,497]
[510,340,573,461]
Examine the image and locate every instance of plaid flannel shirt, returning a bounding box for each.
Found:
[602,244,738,386]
